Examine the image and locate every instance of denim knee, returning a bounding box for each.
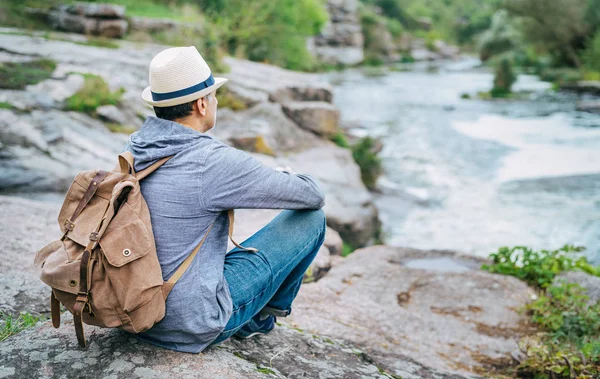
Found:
[285,209,326,235]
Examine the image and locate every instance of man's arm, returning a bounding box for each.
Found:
[200,143,325,212]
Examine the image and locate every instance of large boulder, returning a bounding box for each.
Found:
[281,101,340,137]
[560,80,600,95]
[0,109,126,193]
[222,57,334,105]
[45,3,128,38]
[287,246,537,377]
[576,100,600,114]
[210,103,322,155]
[59,3,126,18]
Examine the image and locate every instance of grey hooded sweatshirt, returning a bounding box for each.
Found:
[122,116,325,353]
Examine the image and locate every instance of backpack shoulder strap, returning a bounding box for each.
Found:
[136,156,173,180]
[117,152,173,180]
[161,210,257,299]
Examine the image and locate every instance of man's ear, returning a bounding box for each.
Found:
[195,97,207,116]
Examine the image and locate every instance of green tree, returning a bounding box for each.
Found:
[503,0,593,67]
[199,0,328,71]
[478,10,521,61]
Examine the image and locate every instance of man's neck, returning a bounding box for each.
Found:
[176,117,209,133]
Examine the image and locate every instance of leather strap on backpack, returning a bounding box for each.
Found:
[62,170,109,236]
[161,210,258,299]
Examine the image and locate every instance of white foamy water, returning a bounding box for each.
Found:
[328,64,600,263]
[453,114,600,182]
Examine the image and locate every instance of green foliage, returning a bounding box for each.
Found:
[0,59,56,90]
[0,312,47,342]
[329,131,350,149]
[504,0,593,68]
[341,242,354,257]
[481,245,599,289]
[526,283,599,338]
[516,283,600,378]
[484,244,600,377]
[200,0,328,71]
[491,58,517,98]
[65,74,125,114]
[83,0,199,20]
[517,334,600,378]
[0,102,15,110]
[583,30,600,73]
[149,23,226,74]
[539,68,583,85]
[478,10,521,61]
[351,136,383,190]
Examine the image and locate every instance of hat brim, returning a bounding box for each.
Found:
[141,77,228,107]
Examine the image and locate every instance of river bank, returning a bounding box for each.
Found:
[328,64,600,265]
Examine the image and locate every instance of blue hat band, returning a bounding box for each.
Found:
[151,74,215,101]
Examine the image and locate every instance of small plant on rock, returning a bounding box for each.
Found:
[65,74,125,114]
[351,136,383,191]
[490,57,517,98]
[0,312,47,342]
[481,245,598,289]
[0,58,56,90]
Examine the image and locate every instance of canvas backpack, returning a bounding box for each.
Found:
[34,151,255,347]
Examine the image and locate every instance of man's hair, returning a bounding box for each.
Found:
[154,94,211,121]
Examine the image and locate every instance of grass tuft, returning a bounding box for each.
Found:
[0,59,56,90]
[65,74,124,114]
[351,137,383,191]
[0,312,47,342]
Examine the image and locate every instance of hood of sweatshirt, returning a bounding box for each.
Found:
[123,116,210,172]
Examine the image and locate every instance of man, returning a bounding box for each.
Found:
[123,46,326,353]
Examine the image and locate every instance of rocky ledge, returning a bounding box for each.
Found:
[0,28,378,247]
[2,195,600,378]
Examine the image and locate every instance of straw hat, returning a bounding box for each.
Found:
[142,46,227,107]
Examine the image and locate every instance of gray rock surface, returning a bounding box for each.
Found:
[324,227,343,255]
[282,101,341,137]
[0,109,127,193]
[554,270,600,305]
[96,104,129,125]
[287,246,536,377]
[0,196,60,316]
[560,80,600,95]
[59,3,126,18]
[576,100,600,114]
[0,312,441,379]
[211,103,322,155]
[310,0,365,65]
[223,57,334,104]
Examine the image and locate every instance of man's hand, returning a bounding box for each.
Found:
[275,166,296,175]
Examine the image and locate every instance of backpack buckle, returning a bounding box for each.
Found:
[64,219,75,231]
[89,232,99,241]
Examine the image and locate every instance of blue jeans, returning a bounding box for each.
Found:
[208,209,326,346]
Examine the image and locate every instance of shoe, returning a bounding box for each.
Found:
[234,314,276,339]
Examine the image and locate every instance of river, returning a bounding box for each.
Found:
[328,61,600,264]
